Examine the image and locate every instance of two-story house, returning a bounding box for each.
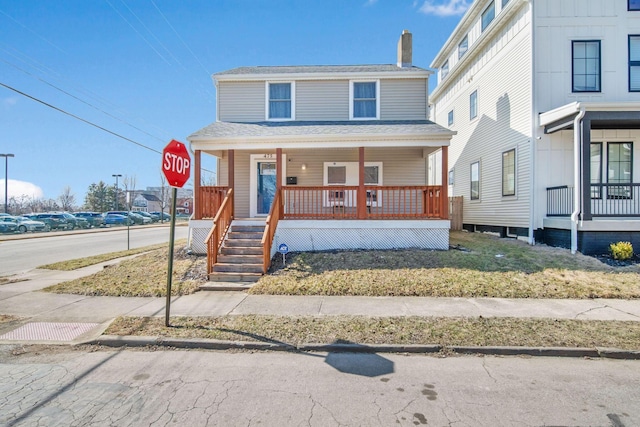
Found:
[430,0,640,255]
[187,31,454,281]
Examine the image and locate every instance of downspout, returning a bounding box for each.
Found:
[528,0,536,245]
[571,107,586,254]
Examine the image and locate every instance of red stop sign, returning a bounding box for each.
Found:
[162,139,191,188]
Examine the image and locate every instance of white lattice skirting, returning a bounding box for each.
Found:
[271,220,449,257]
[189,219,450,255]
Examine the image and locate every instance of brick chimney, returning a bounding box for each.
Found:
[397,30,412,68]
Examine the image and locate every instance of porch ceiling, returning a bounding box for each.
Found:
[540,102,640,134]
[188,120,454,151]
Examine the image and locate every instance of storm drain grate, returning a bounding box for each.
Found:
[0,322,100,341]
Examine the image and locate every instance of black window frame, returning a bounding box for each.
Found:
[572,40,601,93]
[629,0,640,11]
[502,149,516,197]
[606,142,633,200]
[629,35,640,92]
[590,142,603,199]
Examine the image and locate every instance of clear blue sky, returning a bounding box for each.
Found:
[0,0,468,204]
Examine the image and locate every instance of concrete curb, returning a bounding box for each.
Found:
[87,335,640,359]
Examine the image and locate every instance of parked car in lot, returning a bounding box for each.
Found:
[0,215,48,233]
[61,212,90,229]
[74,212,104,228]
[103,213,131,227]
[105,211,140,225]
[136,211,158,223]
[28,213,72,230]
[150,211,171,222]
[129,212,151,225]
[0,219,18,234]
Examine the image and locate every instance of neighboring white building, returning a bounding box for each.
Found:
[430,0,640,254]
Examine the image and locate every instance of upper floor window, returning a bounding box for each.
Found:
[502,0,510,7]
[448,110,454,126]
[482,1,495,32]
[470,161,480,200]
[441,60,449,79]
[470,90,478,120]
[572,40,601,92]
[629,35,640,91]
[267,82,294,120]
[458,35,468,59]
[350,81,379,119]
[629,0,640,11]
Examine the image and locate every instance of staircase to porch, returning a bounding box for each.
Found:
[205,221,266,286]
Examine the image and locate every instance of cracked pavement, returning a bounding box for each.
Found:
[0,345,638,426]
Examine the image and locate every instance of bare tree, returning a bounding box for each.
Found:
[201,170,217,186]
[159,173,172,222]
[122,175,137,210]
[58,186,76,212]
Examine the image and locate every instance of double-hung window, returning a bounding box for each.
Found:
[448,110,454,126]
[350,81,379,119]
[629,35,640,91]
[482,1,495,32]
[470,161,480,200]
[502,149,515,196]
[470,90,478,120]
[572,40,601,92]
[590,143,603,199]
[458,35,468,59]
[267,82,294,120]
[629,0,640,11]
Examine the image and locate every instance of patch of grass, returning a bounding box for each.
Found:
[0,315,18,324]
[43,244,206,297]
[106,315,640,350]
[38,241,184,271]
[251,231,640,299]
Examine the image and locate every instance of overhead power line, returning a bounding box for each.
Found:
[0,81,215,175]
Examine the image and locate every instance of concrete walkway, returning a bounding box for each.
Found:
[1,260,640,354]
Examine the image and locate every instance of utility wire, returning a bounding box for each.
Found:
[0,81,215,175]
[0,9,67,54]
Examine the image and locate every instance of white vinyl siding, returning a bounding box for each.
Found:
[380,79,428,120]
[218,81,265,122]
[296,80,349,120]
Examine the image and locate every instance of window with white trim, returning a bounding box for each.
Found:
[481,1,495,32]
[350,81,379,119]
[470,161,480,200]
[441,60,449,79]
[502,0,510,8]
[448,110,454,126]
[470,90,478,120]
[629,35,640,91]
[267,82,294,120]
[458,35,468,59]
[323,162,383,207]
[502,149,515,196]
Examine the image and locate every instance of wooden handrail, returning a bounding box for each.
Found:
[261,189,282,274]
[205,188,233,275]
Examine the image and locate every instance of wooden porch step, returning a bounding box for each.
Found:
[218,254,263,264]
[226,231,264,240]
[213,263,264,274]
[207,272,263,283]
[224,239,263,248]
[231,225,265,233]
[221,247,263,255]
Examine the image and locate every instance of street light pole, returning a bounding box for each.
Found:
[112,174,122,210]
[1,154,15,214]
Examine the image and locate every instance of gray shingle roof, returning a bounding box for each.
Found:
[189,120,453,140]
[215,64,430,76]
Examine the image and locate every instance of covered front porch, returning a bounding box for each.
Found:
[187,120,454,276]
[539,102,640,254]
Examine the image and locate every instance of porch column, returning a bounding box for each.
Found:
[357,147,366,219]
[228,149,235,217]
[441,146,449,220]
[581,116,592,221]
[194,150,201,219]
[276,148,283,219]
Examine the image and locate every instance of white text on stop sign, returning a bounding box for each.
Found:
[164,152,190,174]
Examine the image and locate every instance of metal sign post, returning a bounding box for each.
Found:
[165,187,178,327]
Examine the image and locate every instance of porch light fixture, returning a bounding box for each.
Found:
[301,163,307,170]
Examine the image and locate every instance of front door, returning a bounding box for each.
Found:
[249,154,286,217]
[257,161,276,215]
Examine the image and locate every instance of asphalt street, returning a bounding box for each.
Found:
[0,225,188,276]
[0,346,638,426]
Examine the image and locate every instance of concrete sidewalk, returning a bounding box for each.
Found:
[1,260,640,354]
